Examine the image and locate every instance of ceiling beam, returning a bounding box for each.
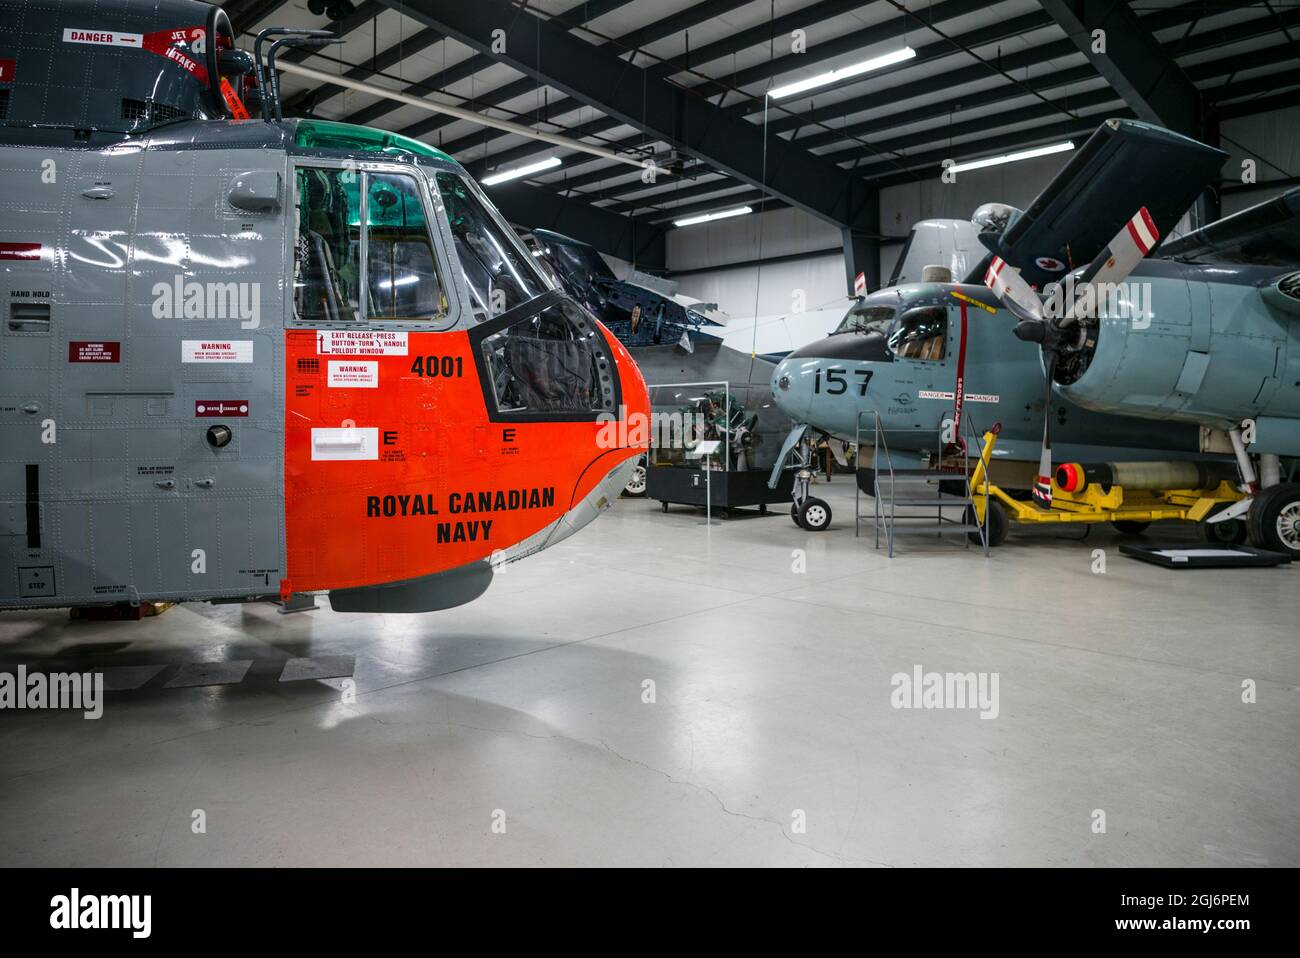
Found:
[361,0,736,137]
[223,0,291,34]
[437,0,994,178]
[867,114,1130,189]
[420,0,753,155]
[1038,0,1202,136]
[283,27,444,116]
[489,182,666,267]
[389,0,879,232]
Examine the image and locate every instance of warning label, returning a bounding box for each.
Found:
[0,59,15,83]
[63,28,144,47]
[68,341,120,363]
[182,340,253,363]
[317,330,408,356]
[328,360,379,388]
[918,390,1000,404]
[195,400,249,417]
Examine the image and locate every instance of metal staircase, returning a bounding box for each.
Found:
[855,411,990,558]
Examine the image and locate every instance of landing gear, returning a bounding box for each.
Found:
[1111,520,1151,536]
[1246,482,1300,557]
[798,497,832,531]
[790,467,831,531]
[623,457,647,497]
[1201,503,1248,545]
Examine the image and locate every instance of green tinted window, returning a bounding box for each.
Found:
[293,167,362,323]
[365,172,447,321]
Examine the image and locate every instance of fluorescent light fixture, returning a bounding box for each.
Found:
[949,140,1075,174]
[768,47,916,99]
[481,156,562,186]
[673,206,753,228]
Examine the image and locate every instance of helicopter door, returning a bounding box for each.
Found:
[283,162,462,592]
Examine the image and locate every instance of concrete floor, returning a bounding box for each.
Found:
[1,479,1296,867]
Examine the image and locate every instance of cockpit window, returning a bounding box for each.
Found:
[474,296,618,420]
[835,304,896,335]
[365,172,448,322]
[889,305,947,361]
[434,172,550,320]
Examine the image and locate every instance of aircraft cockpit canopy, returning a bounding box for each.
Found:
[888,304,947,361]
[834,303,896,335]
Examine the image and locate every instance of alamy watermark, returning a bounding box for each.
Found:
[596,406,707,450]
[1042,274,1153,328]
[152,276,261,328]
[890,665,1000,719]
[0,666,104,719]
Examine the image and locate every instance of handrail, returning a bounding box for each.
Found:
[856,409,990,556]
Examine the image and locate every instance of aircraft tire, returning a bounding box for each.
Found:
[797,497,832,532]
[856,468,875,495]
[966,499,1008,547]
[1200,504,1248,545]
[623,459,647,497]
[791,504,801,526]
[1246,482,1300,557]
[1111,520,1151,536]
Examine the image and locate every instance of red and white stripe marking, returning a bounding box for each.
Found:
[1125,207,1159,255]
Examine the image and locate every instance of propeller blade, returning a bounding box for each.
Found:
[1032,351,1059,509]
[1061,206,1160,325]
[983,255,1044,322]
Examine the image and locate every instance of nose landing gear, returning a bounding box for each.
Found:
[791,468,832,531]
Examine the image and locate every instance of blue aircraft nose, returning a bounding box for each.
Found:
[771,356,813,422]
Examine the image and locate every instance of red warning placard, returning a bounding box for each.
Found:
[68,341,121,363]
[0,59,15,83]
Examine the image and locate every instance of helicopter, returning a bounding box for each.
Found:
[769,119,1300,553]
[0,0,649,614]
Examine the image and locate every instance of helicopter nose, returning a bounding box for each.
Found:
[607,324,650,432]
[771,356,813,422]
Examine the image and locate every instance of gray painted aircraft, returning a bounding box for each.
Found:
[0,0,649,614]
[770,119,1300,555]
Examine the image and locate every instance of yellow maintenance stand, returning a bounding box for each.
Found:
[967,426,1247,547]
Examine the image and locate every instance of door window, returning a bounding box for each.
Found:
[293,167,362,323]
[293,166,449,324]
[365,172,448,321]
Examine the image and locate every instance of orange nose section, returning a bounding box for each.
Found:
[599,320,651,456]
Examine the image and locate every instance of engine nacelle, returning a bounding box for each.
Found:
[1053,263,1300,446]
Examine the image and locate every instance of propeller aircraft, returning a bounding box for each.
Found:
[770,119,1300,555]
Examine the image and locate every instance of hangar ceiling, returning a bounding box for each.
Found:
[224,0,1300,276]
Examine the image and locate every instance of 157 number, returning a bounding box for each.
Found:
[814,367,872,395]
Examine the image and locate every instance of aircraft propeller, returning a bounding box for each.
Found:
[983,207,1160,507]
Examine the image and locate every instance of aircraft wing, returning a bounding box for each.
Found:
[1157,186,1300,267]
[967,118,1227,289]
